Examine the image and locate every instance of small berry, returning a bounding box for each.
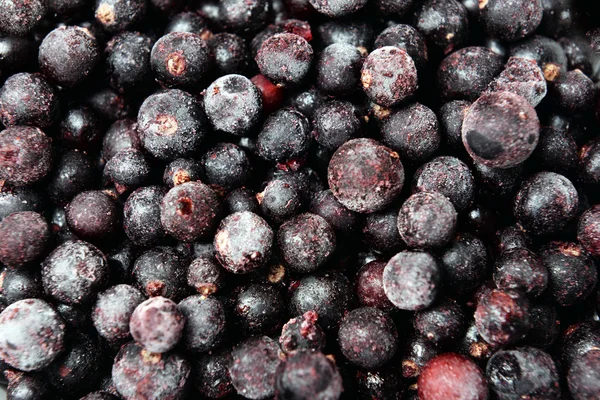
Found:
[474,289,530,347]
[0,211,50,269]
[0,126,53,187]
[256,33,314,86]
[178,295,226,352]
[418,353,488,400]
[92,284,146,345]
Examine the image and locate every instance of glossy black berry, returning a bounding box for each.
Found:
[193,349,233,398]
[85,88,132,122]
[402,335,441,379]
[440,233,489,297]
[92,284,146,345]
[105,32,153,94]
[531,127,578,174]
[561,322,600,368]
[256,33,313,86]
[132,246,188,300]
[279,311,326,353]
[203,74,263,136]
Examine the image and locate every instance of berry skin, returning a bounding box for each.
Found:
[413,0,469,55]
[398,192,457,249]
[102,119,141,162]
[38,26,100,88]
[258,180,302,223]
[356,260,394,311]
[531,127,578,175]
[461,91,540,168]
[478,0,543,42]
[278,213,336,274]
[166,11,209,35]
[290,272,351,330]
[361,47,417,107]
[95,0,146,32]
[85,87,133,122]
[0,126,53,187]
[579,137,600,187]
[313,100,363,151]
[381,103,441,164]
[111,342,191,400]
[193,349,234,398]
[92,284,146,345]
[105,32,153,94]
[209,33,250,75]
[316,43,364,95]
[257,108,311,164]
[487,347,560,400]
[549,69,596,114]
[438,47,504,101]
[177,295,226,352]
[514,172,578,235]
[251,20,313,58]
[567,349,600,400]
[279,311,326,353]
[229,336,283,400]
[275,350,343,400]
[412,156,475,213]
[578,205,600,257]
[42,240,109,306]
[163,158,203,188]
[0,211,50,269]
[234,283,283,334]
[4,370,52,400]
[203,74,263,136]
[214,211,274,274]
[309,189,358,234]
[104,149,151,194]
[383,251,441,311]
[187,256,225,296]
[130,296,185,353]
[362,208,404,254]
[0,184,43,222]
[308,0,367,17]
[0,73,59,129]
[160,181,222,242]
[474,289,530,347]
[375,24,428,70]
[66,190,120,241]
[0,0,46,36]
[124,186,167,247]
[414,300,466,345]
[485,57,547,107]
[418,353,488,400]
[151,32,213,89]
[0,299,65,372]
[316,19,373,51]
[338,307,398,369]
[132,247,188,300]
[493,248,548,298]
[137,89,207,161]
[328,138,404,213]
[202,142,252,191]
[256,33,314,86]
[524,303,559,349]
[540,241,598,307]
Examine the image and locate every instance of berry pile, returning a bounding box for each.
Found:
[1,0,600,399]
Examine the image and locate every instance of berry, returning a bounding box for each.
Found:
[381,103,441,164]
[0,73,59,129]
[165,11,209,36]
[362,208,404,254]
[0,0,46,36]
[531,127,578,174]
[549,69,596,114]
[124,186,167,247]
[151,32,212,89]
[474,289,530,347]
[218,0,270,34]
[309,189,358,234]
[111,342,190,400]
[374,24,428,70]
[316,43,364,95]
[275,350,343,399]
[578,205,600,257]
[58,106,103,152]
[524,303,559,349]
[209,33,249,75]
[132,247,188,300]
[161,181,222,242]
[66,190,120,241]
[418,353,488,400]
[438,47,504,101]
[356,260,394,311]
[462,91,540,168]
[539,241,598,307]
[258,180,302,223]
[103,149,151,194]
[398,192,457,249]
[193,350,234,398]
[187,256,225,296]
[202,142,252,191]
[487,347,560,400]
[441,233,489,297]
[478,0,543,42]
[251,74,285,114]
[0,268,43,304]
[485,57,547,107]
[234,283,283,334]
[413,0,469,54]
[514,172,578,235]
[105,32,153,94]
[509,35,567,82]
[308,0,367,17]
[177,295,226,352]
[38,26,100,88]
[414,300,466,344]
[257,108,311,164]
[229,336,282,400]
[163,158,203,188]
[4,370,52,400]
[383,251,441,310]
[214,211,274,274]
[338,307,398,369]
[137,89,207,160]
[256,33,313,86]
[203,74,263,136]
[402,335,440,379]
[0,299,65,372]
[361,47,417,107]
[95,0,146,32]
[101,119,141,162]
[328,138,404,213]
[225,187,260,215]
[0,126,52,187]
[130,296,185,353]
[567,349,600,400]
[279,311,326,353]
[313,100,363,151]
[47,150,96,206]
[561,322,600,368]
[0,211,50,269]
[316,19,373,51]
[278,213,336,273]
[92,284,146,345]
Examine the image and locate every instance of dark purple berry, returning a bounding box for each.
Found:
[218,0,270,34]
[462,91,540,168]
[478,0,543,42]
[256,33,313,86]
[0,0,46,36]
[567,349,600,400]
[383,251,441,310]
[105,32,153,94]
[0,126,52,187]
[187,256,225,296]
[308,0,367,17]
[4,370,52,400]
[257,108,311,164]
[413,0,470,55]
[0,73,59,129]
[356,260,394,311]
[58,105,103,152]
[524,303,559,349]
[258,180,302,223]
[209,33,249,75]
[85,88,133,122]
[493,248,548,298]
[309,189,358,234]
[65,190,120,241]
[130,296,185,353]
[475,289,530,347]
[163,158,203,188]
[313,100,363,151]
[578,205,600,257]
[124,186,167,247]
[279,311,326,353]
[103,149,151,194]
[224,187,260,215]
[316,43,363,95]
[316,19,373,52]
[0,211,50,269]
[177,294,226,352]
[362,208,404,254]
[402,335,440,379]
[234,283,283,334]
[414,300,466,344]
[509,35,567,82]
[214,211,273,274]
[549,69,596,114]
[375,24,428,70]
[92,284,146,345]
[418,353,488,400]
[193,349,233,398]
[101,119,141,162]
[486,57,547,107]
[202,142,252,191]
[0,268,43,305]
[531,127,578,174]
[0,299,65,372]
[95,0,146,32]
[132,246,188,300]
[441,233,489,297]
[166,11,210,36]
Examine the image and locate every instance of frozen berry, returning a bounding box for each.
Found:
[0,73,59,129]
[124,186,167,247]
[0,126,52,187]
[475,289,530,347]
[279,311,326,353]
[313,100,363,152]
[101,119,141,162]
[418,353,488,400]
[95,0,146,32]
[132,246,188,300]
[478,0,543,42]
[486,57,547,107]
[567,349,600,400]
[0,0,46,36]
[414,300,466,344]
[549,69,596,114]
[193,350,233,398]
[493,248,548,298]
[316,43,363,95]
[178,295,226,352]
[66,190,120,241]
[218,0,270,34]
[257,108,311,164]
[234,283,283,334]
[509,35,567,82]
[92,284,146,345]
[258,180,302,223]
[256,33,313,86]
[209,33,250,75]
[309,189,358,234]
[105,32,153,94]
[130,296,185,353]
[413,0,469,54]
[0,211,50,269]
[374,23,428,70]
[163,158,203,188]
[202,142,252,191]
[187,256,225,296]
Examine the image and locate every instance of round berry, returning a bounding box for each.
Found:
[256,33,314,86]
